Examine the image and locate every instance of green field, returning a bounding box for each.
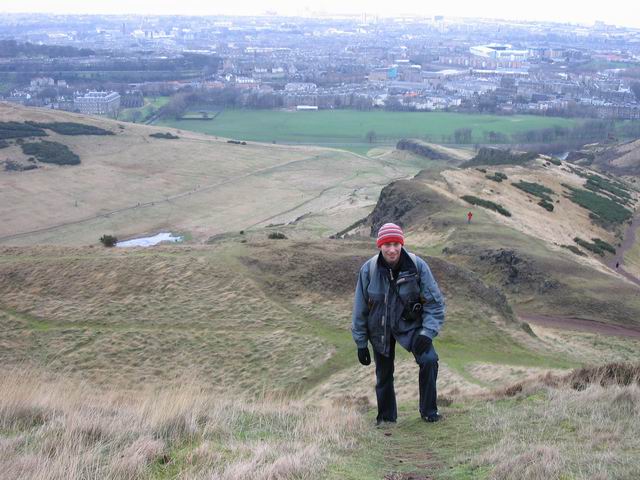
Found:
[118,96,170,123]
[158,110,580,146]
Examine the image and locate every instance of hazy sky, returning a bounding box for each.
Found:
[1,0,638,28]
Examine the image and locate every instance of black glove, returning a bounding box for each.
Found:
[413,335,432,356]
[357,347,371,366]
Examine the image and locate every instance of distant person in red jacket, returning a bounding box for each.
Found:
[467,211,473,224]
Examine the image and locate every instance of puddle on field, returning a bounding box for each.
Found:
[116,232,183,247]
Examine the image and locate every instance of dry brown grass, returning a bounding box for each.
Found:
[0,244,332,392]
[470,363,640,479]
[0,368,364,480]
[0,103,426,246]
[435,160,637,270]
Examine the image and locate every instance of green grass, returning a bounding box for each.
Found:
[157,110,579,146]
[118,96,170,123]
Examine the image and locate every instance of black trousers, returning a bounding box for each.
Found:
[373,335,439,422]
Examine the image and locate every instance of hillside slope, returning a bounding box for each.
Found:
[0,103,439,246]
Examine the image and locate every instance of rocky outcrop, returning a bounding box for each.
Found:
[443,245,560,294]
[396,139,453,160]
[368,180,442,237]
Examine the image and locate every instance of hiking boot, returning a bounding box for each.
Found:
[422,413,441,423]
[375,419,397,427]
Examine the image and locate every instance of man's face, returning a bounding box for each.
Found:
[380,242,402,266]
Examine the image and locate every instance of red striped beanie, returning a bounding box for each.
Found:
[376,223,404,248]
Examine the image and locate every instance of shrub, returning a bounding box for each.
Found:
[548,157,562,166]
[476,168,487,173]
[0,139,8,149]
[592,238,616,254]
[26,121,114,136]
[573,237,615,256]
[461,147,537,167]
[563,185,632,226]
[583,174,632,204]
[149,132,179,139]
[0,121,47,139]
[4,160,38,172]
[461,195,511,217]
[561,244,586,256]
[21,141,80,166]
[100,235,118,247]
[512,181,554,201]
[267,232,287,240]
[486,172,508,182]
[538,199,554,211]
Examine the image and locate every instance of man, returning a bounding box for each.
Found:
[352,223,446,424]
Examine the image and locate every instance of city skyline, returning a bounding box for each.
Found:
[1,0,638,29]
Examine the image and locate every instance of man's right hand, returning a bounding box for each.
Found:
[357,347,371,365]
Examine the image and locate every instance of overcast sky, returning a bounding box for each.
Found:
[1,0,638,29]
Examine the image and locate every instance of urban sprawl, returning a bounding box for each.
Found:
[1,13,640,120]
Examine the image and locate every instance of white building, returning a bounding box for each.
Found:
[470,44,529,62]
[74,91,121,116]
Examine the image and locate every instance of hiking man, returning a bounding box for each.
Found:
[352,223,446,424]
[467,211,473,224]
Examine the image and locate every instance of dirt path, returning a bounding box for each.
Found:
[521,314,640,338]
[606,212,640,287]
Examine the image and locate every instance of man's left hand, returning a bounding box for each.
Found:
[413,335,432,356]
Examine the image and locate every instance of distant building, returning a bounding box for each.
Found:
[30,77,55,89]
[74,91,121,116]
[284,82,317,92]
[470,44,529,62]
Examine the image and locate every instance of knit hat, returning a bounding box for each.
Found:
[376,223,404,248]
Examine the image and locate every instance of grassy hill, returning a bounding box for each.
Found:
[3,103,640,478]
[0,103,447,246]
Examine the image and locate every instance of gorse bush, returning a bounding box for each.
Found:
[561,244,586,256]
[268,232,287,240]
[512,181,555,202]
[462,147,537,167]
[99,235,118,247]
[583,174,632,204]
[0,121,47,139]
[461,195,512,217]
[573,237,616,256]
[21,141,80,166]
[486,172,508,182]
[563,184,632,226]
[538,199,554,212]
[26,121,114,136]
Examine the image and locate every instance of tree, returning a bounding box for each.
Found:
[100,234,118,247]
[365,130,377,144]
[454,128,472,144]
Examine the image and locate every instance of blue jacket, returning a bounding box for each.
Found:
[351,248,446,356]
